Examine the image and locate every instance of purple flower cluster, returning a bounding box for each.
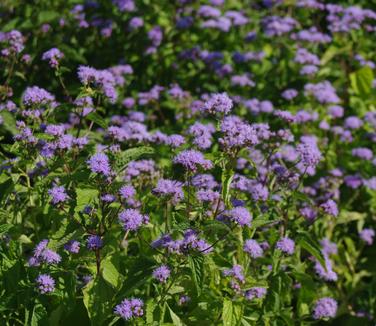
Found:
[118,209,149,231]
[114,298,144,321]
[276,237,295,255]
[313,297,337,319]
[153,179,184,204]
[42,48,64,67]
[152,265,171,283]
[36,274,55,294]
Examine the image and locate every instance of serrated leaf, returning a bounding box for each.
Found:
[350,66,374,97]
[114,147,155,172]
[83,276,115,326]
[146,299,157,324]
[30,304,47,326]
[0,224,13,236]
[101,256,122,290]
[297,232,325,268]
[86,112,108,129]
[222,297,233,326]
[168,305,184,326]
[0,111,17,135]
[221,168,234,208]
[188,255,204,296]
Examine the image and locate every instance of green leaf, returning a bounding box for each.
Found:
[222,297,233,326]
[168,304,184,326]
[0,177,13,203]
[101,256,122,290]
[252,216,282,229]
[146,299,157,324]
[221,168,234,208]
[75,188,99,212]
[188,255,204,296]
[83,276,115,326]
[30,304,47,326]
[0,224,13,236]
[114,147,155,172]
[0,111,17,135]
[86,112,108,129]
[350,66,374,97]
[297,232,325,268]
[38,10,59,23]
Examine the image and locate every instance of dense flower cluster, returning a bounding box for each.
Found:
[0,0,375,324]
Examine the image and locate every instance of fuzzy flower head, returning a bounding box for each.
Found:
[173,150,213,172]
[153,179,184,204]
[276,237,295,255]
[64,240,80,254]
[36,274,55,294]
[119,209,149,231]
[29,239,61,266]
[223,264,245,283]
[202,92,233,115]
[42,48,64,67]
[152,265,171,283]
[244,239,264,258]
[87,152,111,176]
[86,235,103,250]
[245,287,267,300]
[22,86,55,106]
[48,185,68,205]
[114,298,144,321]
[223,207,252,227]
[313,297,338,320]
[359,228,375,245]
[320,199,338,217]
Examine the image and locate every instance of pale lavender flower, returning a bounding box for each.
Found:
[114,298,144,321]
[42,48,64,67]
[244,239,264,258]
[245,287,267,300]
[173,150,213,172]
[276,237,295,255]
[359,228,375,245]
[86,235,103,250]
[48,185,68,204]
[36,274,55,294]
[153,265,171,283]
[202,92,233,115]
[313,297,337,319]
[119,209,149,231]
[87,153,111,176]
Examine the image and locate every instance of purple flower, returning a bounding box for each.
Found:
[282,89,298,100]
[245,287,267,300]
[359,228,375,245]
[48,185,68,204]
[114,298,144,321]
[87,153,111,176]
[296,136,321,168]
[223,264,245,283]
[244,239,264,258]
[64,240,80,253]
[223,207,252,227]
[22,86,55,106]
[42,48,64,67]
[202,92,233,115]
[313,297,337,320]
[86,235,103,250]
[119,209,149,231]
[173,150,213,172]
[320,199,338,217]
[352,147,373,160]
[220,116,259,149]
[314,254,338,281]
[152,265,171,283]
[276,237,295,255]
[29,239,61,266]
[153,179,184,204]
[119,185,136,199]
[36,274,55,294]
